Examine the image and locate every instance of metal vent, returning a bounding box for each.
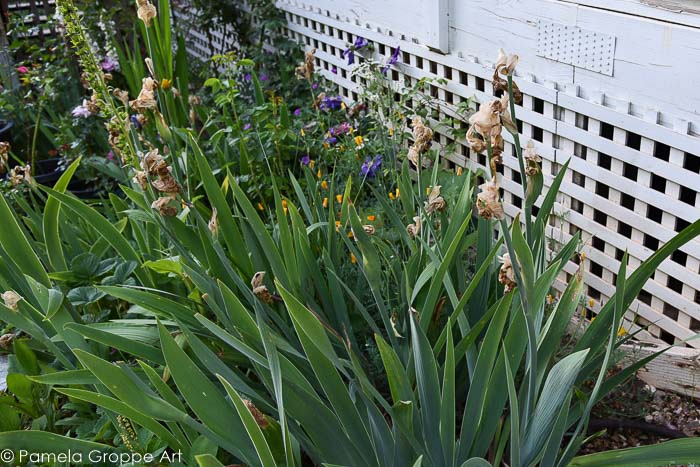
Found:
[537,19,616,76]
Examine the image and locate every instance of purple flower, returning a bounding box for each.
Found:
[331,66,338,74]
[329,122,351,136]
[71,101,92,118]
[342,48,355,65]
[342,37,369,65]
[101,56,118,72]
[244,73,252,81]
[382,46,401,74]
[130,114,142,129]
[312,82,318,90]
[319,95,343,111]
[354,37,369,50]
[300,154,311,165]
[260,73,268,81]
[324,136,338,146]
[106,150,115,160]
[293,108,302,116]
[361,155,382,178]
[243,123,252,130]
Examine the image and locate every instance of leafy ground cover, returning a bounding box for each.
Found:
[0,1,699,466]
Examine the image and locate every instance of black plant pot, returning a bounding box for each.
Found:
[34,158,64,185]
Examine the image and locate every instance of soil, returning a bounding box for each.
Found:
[579,370,700,455]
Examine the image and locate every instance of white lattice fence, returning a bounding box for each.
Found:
[173,0,700,349]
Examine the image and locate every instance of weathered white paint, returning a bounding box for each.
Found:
[278,0,449,51]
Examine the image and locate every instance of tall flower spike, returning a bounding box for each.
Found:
[493,48,522,104]
[136,0,157,27]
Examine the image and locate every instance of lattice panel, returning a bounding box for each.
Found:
[174,0,700,348]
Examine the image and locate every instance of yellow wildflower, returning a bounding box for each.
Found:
[388,127,394,137]
[350,253,357,264]
[389,192,395,200]
[456,166,463,176]
[321,180,329,190]
[309,160,315,169]
[336,194,343,203]
[395,188,400,198]
[617,326,627,337]
[367,215,376,222]
[257,203,264,211]
[161,78,172,90]
[317,169,322,179]
[354,135,364,147]
[335,220,341,232]
[547,294,553,305]
[323,197,328,208]
[588,298,595,307]
[300,128,305,137]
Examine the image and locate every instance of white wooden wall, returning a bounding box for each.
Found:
[176,0,700,348]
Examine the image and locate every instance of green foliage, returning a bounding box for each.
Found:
[0,1,698,466]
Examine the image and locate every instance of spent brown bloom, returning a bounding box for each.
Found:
[406,117,434,168]
[406,216,421,238]
[493,48,522,104]
[132,171,149,190]
[136,0,157,27]
[151,174,181,194]
[141,148,168,176]
[424,185,446,214]
[524,141,542,176]
[295,48,316,81]
[151,196,178,217]
[130,77,157,113]
[0,141,9,174]
[114,88,130,106]
[243,399,269,429]
[498,253,517,293]
[251,271,273,304]
[476,181,505,220]
[1,290,22,310]
[208,208,219,236]
[9,165,31,187]
[0,333,14,349]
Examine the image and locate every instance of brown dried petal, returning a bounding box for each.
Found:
[476,181,505,220]
[151,196,178,217]
[2,290,22,310]
[152,174,181,194]
[137,0,157,27]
